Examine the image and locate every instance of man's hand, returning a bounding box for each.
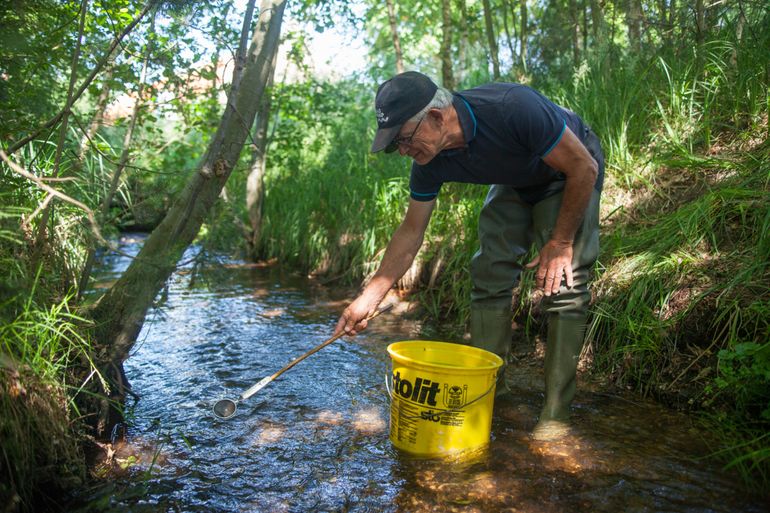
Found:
[526,239,574,296]
[530,125,596,297]
[333,198,434,338]
[334,296,380,337]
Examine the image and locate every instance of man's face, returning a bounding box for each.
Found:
[393,114,441,165]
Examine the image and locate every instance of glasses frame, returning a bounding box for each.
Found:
[386,115,425,152]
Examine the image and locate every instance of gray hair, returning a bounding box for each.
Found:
[408,86,453,123]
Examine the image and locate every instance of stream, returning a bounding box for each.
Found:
[70,235,768,512]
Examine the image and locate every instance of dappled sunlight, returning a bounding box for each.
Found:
[101,434,183,477]
[527,434,610,474]
[251,423,287,446]
[313,409,344,427]
[243,501,291,513]
[351,407,387,434]
[91,279,117,290]
[222,260,276,269]
[259,307,285,318]
[309,298,353,311]
[251,286,271,299]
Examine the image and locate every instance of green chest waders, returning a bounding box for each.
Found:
[469,185,601,439]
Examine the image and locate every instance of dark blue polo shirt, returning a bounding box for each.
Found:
[409,83,604,204]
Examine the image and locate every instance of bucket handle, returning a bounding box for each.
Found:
[384,371,499,421]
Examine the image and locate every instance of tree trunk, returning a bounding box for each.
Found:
[569,0,581,64]
[625,0,643,53]
[89,0,287,439]
[520,0,528,72]
[246,41,279,257]
[501,0,518,70]
[729,8,746,70]
[233,0,257,88]
[440,0,455,89]
[695,0,707,48]
[590,0,605,43]
[694,0,708,74]
[246,105,269,258]
[456,0,470,86]
[582,0,588,55]
[481,0,500,79]
[385,0,404,74]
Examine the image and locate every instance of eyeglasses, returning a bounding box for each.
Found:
[386,115,425,152]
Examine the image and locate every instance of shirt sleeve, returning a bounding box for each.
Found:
[409,162,442,202]
[503,86,566,158]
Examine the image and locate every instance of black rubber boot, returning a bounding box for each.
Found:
[470,306,512,398]
[532,314,587,440]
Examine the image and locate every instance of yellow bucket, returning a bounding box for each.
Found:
[387,340,503,457]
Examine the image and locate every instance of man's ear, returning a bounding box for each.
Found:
[427,108,444,126]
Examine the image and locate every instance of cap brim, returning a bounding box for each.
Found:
[370,125,402,153]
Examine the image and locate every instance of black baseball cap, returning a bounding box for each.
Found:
[371,71,438,153]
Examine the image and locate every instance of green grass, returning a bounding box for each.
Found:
[0,285,102,511]
[0,167,102,511]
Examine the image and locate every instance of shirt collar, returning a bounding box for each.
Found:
[453,93,477,145]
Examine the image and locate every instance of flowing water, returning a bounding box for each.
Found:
[71,235,768,512]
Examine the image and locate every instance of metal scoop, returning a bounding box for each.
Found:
[212,303,393,419]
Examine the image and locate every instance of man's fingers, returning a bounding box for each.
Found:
[336,310,358,336]
[355,319,369,333]
[550,269,561,295]
[544,270,556,296]
[334,317,346,336]
[542,263,570,296]
[530,242,573,294]
[344,316,358,336]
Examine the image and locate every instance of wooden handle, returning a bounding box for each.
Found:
[238,303,394,402]
[268,303,393,381]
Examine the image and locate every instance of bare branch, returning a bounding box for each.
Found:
[0,149,110,248]
[21,193,54,232]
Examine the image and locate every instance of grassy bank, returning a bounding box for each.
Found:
[0,191,101,511]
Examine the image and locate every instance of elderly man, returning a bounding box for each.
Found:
[334,71,603,440]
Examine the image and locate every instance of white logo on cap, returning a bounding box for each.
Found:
[376,108,389,124]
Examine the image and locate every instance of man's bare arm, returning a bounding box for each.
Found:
[526,126,598,296]
[335,198,436,335]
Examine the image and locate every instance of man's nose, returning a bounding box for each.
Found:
[398,144,408,156]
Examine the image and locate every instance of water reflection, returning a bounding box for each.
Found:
[70,236,767,512]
